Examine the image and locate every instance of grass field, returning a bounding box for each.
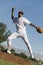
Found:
[0,60,20,65]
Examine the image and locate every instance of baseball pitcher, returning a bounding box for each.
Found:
[7,7,39,58]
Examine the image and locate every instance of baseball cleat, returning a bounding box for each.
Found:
[7,50,11,54]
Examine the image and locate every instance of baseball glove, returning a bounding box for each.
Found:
[36,27,43,33]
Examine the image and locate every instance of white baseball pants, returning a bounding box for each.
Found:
[7,31,34,58]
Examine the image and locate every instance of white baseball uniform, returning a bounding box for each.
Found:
[7,16,34,58]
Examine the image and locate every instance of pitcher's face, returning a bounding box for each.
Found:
[18,13,23,18]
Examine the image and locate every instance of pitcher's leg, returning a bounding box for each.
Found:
[7,39,11,51]
[22,34,34,58]
[7,32,19,54]
[7,38,12,54]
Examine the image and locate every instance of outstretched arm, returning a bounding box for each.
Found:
[30,23,37,29]
[11,7,15,19]
[30,23,43,33]
[23,17,37,29]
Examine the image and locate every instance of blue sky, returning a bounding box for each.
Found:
[0,0,43,55]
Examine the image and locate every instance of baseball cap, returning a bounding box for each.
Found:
[18,11,24,15]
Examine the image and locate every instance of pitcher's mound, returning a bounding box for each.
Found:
[0,52,34,65]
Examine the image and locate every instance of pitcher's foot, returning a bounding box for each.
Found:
[32,55,34,59]
[29,55,34,59]
[7,50,11,54]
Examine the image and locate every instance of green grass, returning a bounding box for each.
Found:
[0,60,20,65]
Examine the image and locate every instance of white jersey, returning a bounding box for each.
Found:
[13,17,31,32]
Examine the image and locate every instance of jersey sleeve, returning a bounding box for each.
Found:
[13,17,17,23]
[23,17,31,25]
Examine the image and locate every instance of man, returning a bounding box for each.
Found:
[7,7,37,58]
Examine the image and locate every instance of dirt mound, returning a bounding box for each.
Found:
[0,52,34,65]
